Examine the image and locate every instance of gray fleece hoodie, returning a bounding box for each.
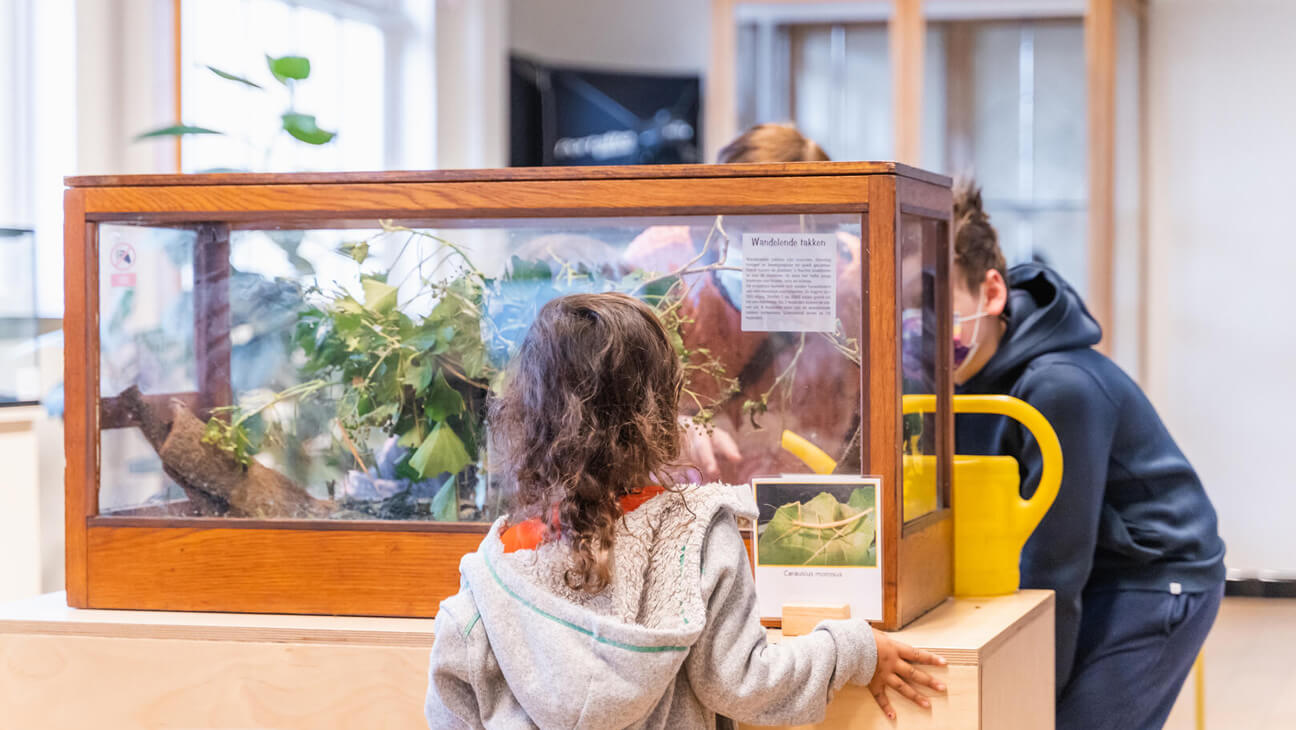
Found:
[425,483,878,729]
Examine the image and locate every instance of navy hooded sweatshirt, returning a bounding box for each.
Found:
[955,263,1225,693]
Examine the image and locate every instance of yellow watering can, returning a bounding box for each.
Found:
[780,394,1062,597]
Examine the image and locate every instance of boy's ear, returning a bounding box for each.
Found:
[983,269,1008,317]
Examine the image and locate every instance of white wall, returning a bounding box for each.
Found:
[76,0,177,176]
[1146,0,1296,576]
[436,0,508,168]
[508,0,708,73]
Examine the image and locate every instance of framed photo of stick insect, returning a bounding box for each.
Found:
[753,475,884,622]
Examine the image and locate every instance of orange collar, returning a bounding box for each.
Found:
[500,485,667,553]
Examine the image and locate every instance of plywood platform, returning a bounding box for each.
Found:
[0,590,1052,729]
[744,590,1055,730]
[0,593,435,729]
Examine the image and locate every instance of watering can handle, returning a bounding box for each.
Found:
[902,394,1063,534]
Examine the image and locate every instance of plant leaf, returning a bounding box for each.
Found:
[430,475,460,522]
[756,489,876,567]
[134,124,223,141]
[341,240,369,264]
[361,276,398,314]
[281,112,336,145]
[397,429,421,448]
[408,325,439,352]
[403,360,433,391]
[460,342,488,380]
[267,54,311,83]
[334,295,365,317]
[206,65,263,89]
[409,422,471,479]
[423,371,465,422]
[368,402,400,429]
[507,255,553,282]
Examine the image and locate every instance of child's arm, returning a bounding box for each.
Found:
[425,596,484,730]
[685,511,944,725]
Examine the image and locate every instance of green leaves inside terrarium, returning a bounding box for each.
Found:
[195,216,762,521]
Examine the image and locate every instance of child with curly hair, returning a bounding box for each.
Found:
[426,292,944,728]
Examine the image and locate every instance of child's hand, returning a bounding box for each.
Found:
[868,629,947,719]
[679,416,742,479]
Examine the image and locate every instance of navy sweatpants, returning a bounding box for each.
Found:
[1057,585,1223,730]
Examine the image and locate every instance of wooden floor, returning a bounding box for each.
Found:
[1164,597,1296,729]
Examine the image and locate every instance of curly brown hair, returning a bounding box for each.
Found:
[716,123,831,163]
[489,293,684,593]
[953,180,1007,292]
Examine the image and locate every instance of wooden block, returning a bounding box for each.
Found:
[783,603,852,637]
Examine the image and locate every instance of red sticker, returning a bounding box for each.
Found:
[111,273,137,287]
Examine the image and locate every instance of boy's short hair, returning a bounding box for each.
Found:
[953,181,1007,292]
[716,123,831,163]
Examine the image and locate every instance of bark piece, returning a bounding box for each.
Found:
[117,386,326,518]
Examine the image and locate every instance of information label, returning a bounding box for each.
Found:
[752,475,884,622]
[740,233,836,332]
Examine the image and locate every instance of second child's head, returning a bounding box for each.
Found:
[717,123,831,163]
[490,293,682,592]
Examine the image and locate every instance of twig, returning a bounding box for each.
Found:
[338,426,370,476]
[439,359,492,391]
[629,215,734,295]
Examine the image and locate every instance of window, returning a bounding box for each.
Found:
[931,19,1088,296]
[736,12,1089,296]
[1,0,76,319]
[738,19,899,161]
[180,0,428,172]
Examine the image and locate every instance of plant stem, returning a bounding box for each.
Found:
[438,358,491,390]
[231,379,332,428]
[338,426,370,476]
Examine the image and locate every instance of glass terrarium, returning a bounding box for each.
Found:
[0,227,41,404]
[64,164,952,628]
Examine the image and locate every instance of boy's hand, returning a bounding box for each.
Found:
[868,629,947,719]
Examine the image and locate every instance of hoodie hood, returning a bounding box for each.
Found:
[967,263,1102,389]
[455,485,755,728]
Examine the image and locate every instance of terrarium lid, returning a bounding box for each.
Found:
[65,161,951,189]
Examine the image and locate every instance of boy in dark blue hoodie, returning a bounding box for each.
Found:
[950,185,1225,729]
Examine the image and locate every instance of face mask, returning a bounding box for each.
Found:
[953,307,993,381]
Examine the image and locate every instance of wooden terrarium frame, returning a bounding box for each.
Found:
[63,163,953,630]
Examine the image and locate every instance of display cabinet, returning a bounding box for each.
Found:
[0,227,40,405]
[63,162,952,629]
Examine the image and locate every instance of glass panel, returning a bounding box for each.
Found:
[790,24,891,160]
[99,224,197,397]
[97,214,865,521]
[967,23,1022,199]
[900,215,941,521]
[921,26,947,173]
[928,19,1088,291]
[1032,22,1087,203]
[0,227,39,403]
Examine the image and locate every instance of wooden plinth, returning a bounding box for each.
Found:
[0,590,1051,729]
[742,590,1055,730]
